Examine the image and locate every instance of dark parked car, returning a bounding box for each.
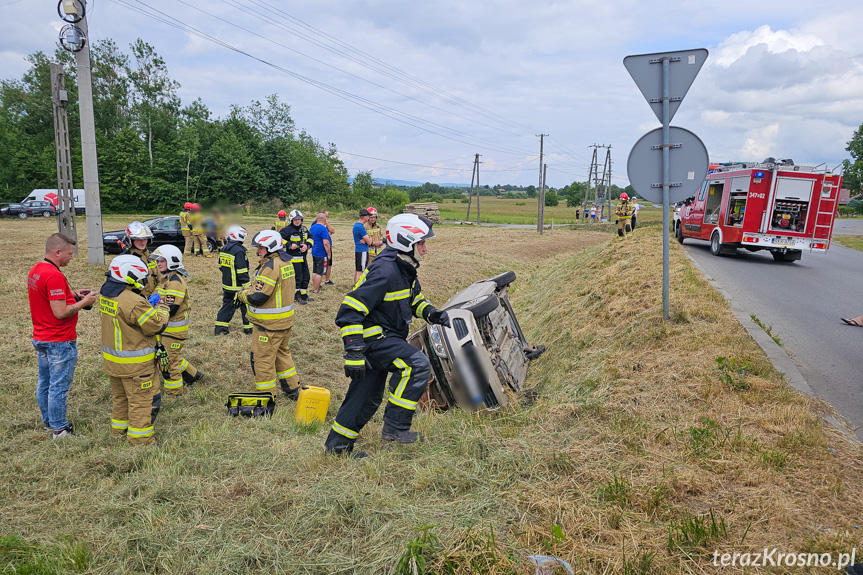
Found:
[103,216,220,254]
[0,203,32,219]
[22,200,58,217]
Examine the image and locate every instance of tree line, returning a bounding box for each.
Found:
[0,39,382,213]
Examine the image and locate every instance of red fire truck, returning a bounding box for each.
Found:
[674,159,843,262]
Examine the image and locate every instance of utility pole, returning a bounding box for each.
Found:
[465,154,477,221]
[50,63,78,252]
[536,134,548,233]
[74,1,104,264]
[600,146,612,222]
[475,153,481,224]
[539,163,548,235]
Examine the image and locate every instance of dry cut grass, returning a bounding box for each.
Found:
[0,216,860,574]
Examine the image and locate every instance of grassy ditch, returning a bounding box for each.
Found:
[833,235,863,251]
[0,218,861,574]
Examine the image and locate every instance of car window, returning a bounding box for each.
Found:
[151,219,178,232]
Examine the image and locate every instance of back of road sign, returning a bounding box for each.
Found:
[623,49,708,123]
[627,127,709,204]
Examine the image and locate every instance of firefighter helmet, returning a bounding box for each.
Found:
[226,225,247,242]
[184,202,192,210]
[619,193,629,201]
[191,203,201,211]
[108,255,150,289]
[278,210,286,218]
[385,214,435,253]
[251,230,283,253]
[124,221,153,246]
[367,206,378,217]
[151,244,184,271]
[289,209,303,221]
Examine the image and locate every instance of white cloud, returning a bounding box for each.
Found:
[713,25,824,67]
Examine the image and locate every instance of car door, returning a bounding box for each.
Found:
[149,218,179,248]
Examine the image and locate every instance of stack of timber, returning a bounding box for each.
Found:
[403,202,441,223]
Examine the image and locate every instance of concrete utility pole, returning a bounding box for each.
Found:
[465,153,481,223]
[536,134,548,233]
[75,1,104,264]
[600,146,612,222]
[474,153,481,223]
[50,63,77,252]
[538,163,548,235]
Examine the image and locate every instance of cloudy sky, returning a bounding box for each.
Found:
[2,0,861,189]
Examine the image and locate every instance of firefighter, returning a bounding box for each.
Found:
[212,208,226,249]
[236,230,300,399]
[99,254,170,446]
[188,203,210,257]
[151,245,203,396]
[364,206,385,263]
[180,202,193,254]
[272,210,288,233]
[325,214,450,458]
[615,193,633,238]
[215,225,253,335]
[122,221,158,298]
[280,209,313,304]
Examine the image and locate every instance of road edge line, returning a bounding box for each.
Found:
[684,251,859,444]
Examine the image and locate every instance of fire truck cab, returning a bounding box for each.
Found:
[674,159,842,262]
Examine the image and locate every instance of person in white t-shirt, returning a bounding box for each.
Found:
[630,198,640,229]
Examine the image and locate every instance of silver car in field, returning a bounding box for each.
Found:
[409,271,545,411]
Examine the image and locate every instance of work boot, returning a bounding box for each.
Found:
[302,294,313,303]
[183,370,204,386]
[325,447,369,459]
[243,328,253,335]
[215,328,229,336]
[281,379,299,400]
[381,424,424,444]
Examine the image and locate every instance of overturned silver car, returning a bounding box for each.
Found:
[409,271,545,411]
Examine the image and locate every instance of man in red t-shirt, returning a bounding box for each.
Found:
[28,233,99,439]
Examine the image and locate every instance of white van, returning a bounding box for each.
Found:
[24,189,86,215]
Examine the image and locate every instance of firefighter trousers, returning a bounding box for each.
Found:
[192,232,206,254]
[215,290,251,334]
[325,337,431,453]
[617,216,632,238]
[293,257,310,297]
[110,366,159,446]
[182,230,193,254]
[160,335,198,396]
[250,324,299,393]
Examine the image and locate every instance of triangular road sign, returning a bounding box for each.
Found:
[624,48,708,123]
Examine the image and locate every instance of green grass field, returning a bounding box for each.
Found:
[1,210,861,574]
[435,197,664,226]
[833,234,863,251]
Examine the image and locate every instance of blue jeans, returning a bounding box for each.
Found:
[33,340,78,430]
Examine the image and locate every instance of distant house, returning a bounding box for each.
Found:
[497,188,506,193]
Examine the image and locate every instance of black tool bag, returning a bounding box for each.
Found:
[226,392,276,417]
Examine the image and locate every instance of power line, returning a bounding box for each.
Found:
[111,0,537,156]
[338,151,538,173]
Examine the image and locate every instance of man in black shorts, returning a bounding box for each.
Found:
[308,212,331,294]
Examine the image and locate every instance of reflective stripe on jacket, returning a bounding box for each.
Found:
[219,240,250,291]
[99,285,169,377]
[157,272,191,339]
[238,250,296,330]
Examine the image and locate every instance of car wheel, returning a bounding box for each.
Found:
[458,293,500,317]
[676,223,684,244]
[206,239,217,253]
[18,212,28,220]
[42,210,52,217]
[710,231,722,256]
[487,270,517,289]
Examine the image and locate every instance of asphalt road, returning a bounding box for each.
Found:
[683,235,863,439]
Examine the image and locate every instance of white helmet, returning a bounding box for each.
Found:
[151,244,184,271]
[251,230,284,253]
[108,255,150,289]
[289,209,303,221]
[386,214,435,253]
[226,225,247,242]
[125,221,153,245]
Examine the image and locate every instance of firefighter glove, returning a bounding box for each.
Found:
[428,309,451,328]
[232,292,243,308]
[148,294,161,307]
[343,350,366,380]
[155,343,171,373]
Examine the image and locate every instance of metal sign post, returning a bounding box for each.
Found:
[624,49,709,319]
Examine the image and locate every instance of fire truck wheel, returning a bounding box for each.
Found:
[710,232,722,256]
[676,223,684,244]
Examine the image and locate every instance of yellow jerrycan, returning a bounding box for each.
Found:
[295,385,330,424]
